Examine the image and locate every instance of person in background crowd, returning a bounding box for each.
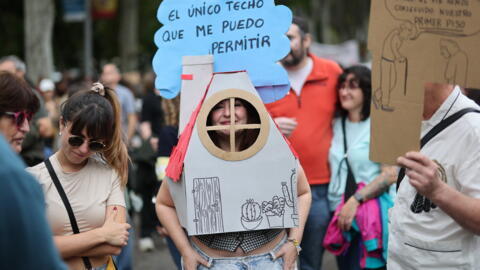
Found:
[325,66,396,270]
[156,97,312,270]
[388,83,480,269]
[39,78,60,124]
[101,63,137,270]
[27,83,131,270]
[265,17,342,270]
[135,71,164,252]
[0,71,38,153]
[39,78,60,157]
[101,63,137,143]
[0,55,54,165]
[157,94,182,269]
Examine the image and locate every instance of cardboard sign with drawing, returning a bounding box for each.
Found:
[368,0,480,164]
[152,0,298,235]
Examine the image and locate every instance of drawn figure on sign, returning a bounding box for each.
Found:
[374,22,417,112]
[240,199,263,230]
[440,39,468,87]
[282,169,299,226]
[192,177,225,235]
[262,195,286,228]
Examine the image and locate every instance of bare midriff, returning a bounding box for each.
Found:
[190,229,286,257]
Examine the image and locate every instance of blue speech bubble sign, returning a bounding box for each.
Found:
[152,0,292,103]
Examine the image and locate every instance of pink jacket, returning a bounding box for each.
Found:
[323,183,385,268]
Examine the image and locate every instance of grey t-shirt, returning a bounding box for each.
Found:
[115,84,136,136]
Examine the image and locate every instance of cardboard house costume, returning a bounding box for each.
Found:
[166,55,299,235]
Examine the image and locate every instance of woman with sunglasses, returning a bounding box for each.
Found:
[326,66,397,270]
[0,71,39,153]
[27,83,131,270]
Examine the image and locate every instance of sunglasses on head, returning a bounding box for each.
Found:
[68,135,106,152]
[1,111,33,128]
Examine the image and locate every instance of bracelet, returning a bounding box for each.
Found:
[353,192,364,204]
[287,238,302,255]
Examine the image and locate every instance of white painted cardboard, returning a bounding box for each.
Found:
[179,55,214,135]
[168,62,299,235]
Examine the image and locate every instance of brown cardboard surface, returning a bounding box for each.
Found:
[368,0,480,164]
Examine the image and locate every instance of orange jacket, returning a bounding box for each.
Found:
[266,55,342,185]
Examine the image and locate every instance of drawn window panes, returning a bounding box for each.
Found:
[197,89,270,161]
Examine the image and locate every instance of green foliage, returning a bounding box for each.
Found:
[0,1,24,58]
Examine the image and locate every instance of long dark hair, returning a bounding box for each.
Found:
[60,83,129,185]
[0,71,39,115]
[336,65,372,121]
[207,98,260,152]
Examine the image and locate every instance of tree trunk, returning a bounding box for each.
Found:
[119,0,138,72]
[309,0,321,42]
[318,0,333,43]
[24,0,55,83]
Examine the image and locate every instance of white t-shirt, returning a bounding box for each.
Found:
[286,57,313,96]
[26,153,125,236]
[388,87,480,269]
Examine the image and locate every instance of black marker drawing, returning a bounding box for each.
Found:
[282,168,298,226]
[262,195,286,228]
[240,199,263,230]
[374,21,418,112]
[440,39,468,87]
[192,177,225,234]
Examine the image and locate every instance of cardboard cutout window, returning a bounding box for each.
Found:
[197,89,270,161]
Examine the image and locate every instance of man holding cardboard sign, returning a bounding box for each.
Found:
[388,83,480,269]
[266,17,342,270]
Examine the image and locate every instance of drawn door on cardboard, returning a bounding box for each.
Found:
[192,177,224,234]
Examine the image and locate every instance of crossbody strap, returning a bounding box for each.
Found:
[44,159,93,270]
[342,117,358,201]
[396,108,480,190]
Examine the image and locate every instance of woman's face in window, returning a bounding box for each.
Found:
[209,99,248,136]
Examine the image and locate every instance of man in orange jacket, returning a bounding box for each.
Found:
[266,17,342,270]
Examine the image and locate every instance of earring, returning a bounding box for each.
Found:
[59,131,62,136]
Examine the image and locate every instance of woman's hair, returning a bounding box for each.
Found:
[162,96,180,127]
[207,98,260,151]
[336,65,372,121]
[60,83,129,186]
[0,71,39,115]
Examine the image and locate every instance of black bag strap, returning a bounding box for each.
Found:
[342,117,358,201]
[45,159,93,270]
[396,107,480,190]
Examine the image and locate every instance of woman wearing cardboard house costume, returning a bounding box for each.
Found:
[156,97,312,270]
[27,83,131,270]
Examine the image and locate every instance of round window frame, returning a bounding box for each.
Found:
[196,89,270,161]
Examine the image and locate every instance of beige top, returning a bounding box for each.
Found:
[26,153,125,236]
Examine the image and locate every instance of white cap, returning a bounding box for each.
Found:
[39,79,55,92]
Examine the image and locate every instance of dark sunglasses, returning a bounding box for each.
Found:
[1,111,33,128]
[68,135,106,152]
[339,79,360,90]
